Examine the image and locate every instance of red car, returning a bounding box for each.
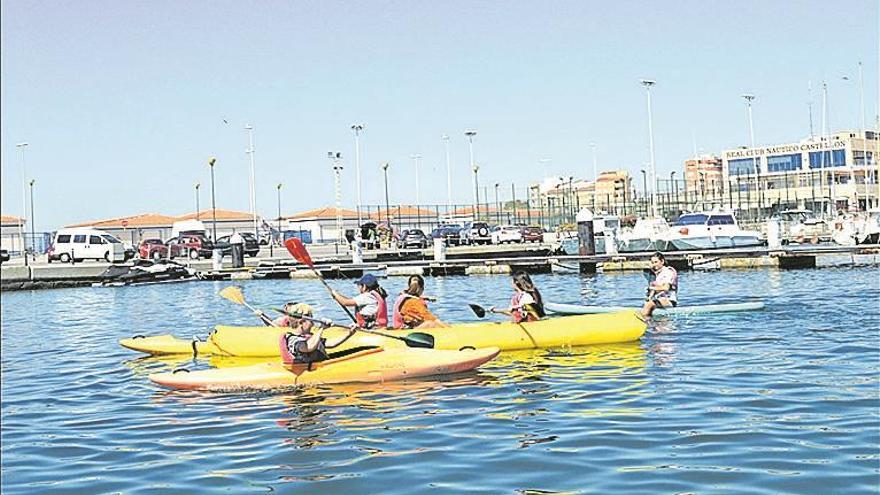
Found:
[166,235,214,259]
[520,225,545,243]
[138,238,168,260]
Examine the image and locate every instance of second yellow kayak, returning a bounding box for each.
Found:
[121,311,646,357]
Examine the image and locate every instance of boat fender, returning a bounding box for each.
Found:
[172,368,190,374]
[459,345,476,351]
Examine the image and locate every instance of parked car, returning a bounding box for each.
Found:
[47,228,127,263]
[398,229,429,249]
[430,224,462,246]
[215,233,261,257]
[520,225,545,243]
[138,238,168,260]
[460,221,492,245]
[0,249,9,264]
[491,225,523,244]
[165,234,215,259]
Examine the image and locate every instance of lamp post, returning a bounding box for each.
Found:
[329,152,344,245]
[208,157,218,241]
[494,183,500,223]
[640,169,647,216]
[29,179,36,261]
[472,164,481,220]
[382,162,391,227]
[741,94,760,214]
[244,124,258,236]
[195,182,201,220]
[590,143,598,210]
[410,153,422,205]
[465,130,478,218]
[351,124,365,224]
[670,171,677,211]
[275,183,282,256]
[442,134,452,210]
[15,142,28,265]
[821,82,835,215]
[640,79,658,217]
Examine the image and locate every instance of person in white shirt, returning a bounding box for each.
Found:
[642,252,678,317]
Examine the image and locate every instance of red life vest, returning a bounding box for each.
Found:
[510,292,542,323]
[279,331,328,365]
[355,290,388,329]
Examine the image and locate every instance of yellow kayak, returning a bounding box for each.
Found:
[122,311,646,357]
[149,346,501,391]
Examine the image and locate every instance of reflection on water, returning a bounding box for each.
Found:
[2,267,879,494]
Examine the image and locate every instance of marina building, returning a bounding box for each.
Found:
[719,130,880,212]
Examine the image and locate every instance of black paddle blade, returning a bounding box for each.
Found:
[469,304,486,318]
[404,332,435,349]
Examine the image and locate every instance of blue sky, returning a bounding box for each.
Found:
[2,0,877,230]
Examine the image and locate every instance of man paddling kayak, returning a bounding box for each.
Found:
[642,252,678,317]
[279,303,356,365]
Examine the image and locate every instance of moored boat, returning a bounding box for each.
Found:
[665,210,762,250]
[618,217,671,252]
[148,346,500,391]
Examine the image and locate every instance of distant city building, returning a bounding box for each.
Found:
[0,215,26,253]
[684,155,724,200]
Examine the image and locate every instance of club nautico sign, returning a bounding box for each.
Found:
[724,140,846,159]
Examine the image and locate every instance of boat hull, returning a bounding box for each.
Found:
[546,301,765,315]
[121,312,647,357]
[148,346,500,391]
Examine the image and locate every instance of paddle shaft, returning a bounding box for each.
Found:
[236,299,279,327]
[285,238,358,324]
[280,310,433,348]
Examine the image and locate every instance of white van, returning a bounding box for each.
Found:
[48,227,126,263]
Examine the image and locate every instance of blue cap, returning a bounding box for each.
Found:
[355,273,378,288]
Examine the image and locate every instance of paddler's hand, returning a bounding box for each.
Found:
[348,323,359,333]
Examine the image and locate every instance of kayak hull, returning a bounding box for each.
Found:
[545,301,765,315]
[124,311,646,357]
[148,346,500,391]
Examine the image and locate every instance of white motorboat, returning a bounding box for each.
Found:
[618,217,671,252]
[666,211,763,251]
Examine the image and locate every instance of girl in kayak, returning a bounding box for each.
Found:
[391,275,449,329]
[279,303,356,365]
[331,273,389,329]
[642,252,678,317]
[489,271,545,322]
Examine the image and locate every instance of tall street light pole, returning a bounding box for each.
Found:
[822,82,835,215]
[640,79,658,217]
[382,162,391,227]
[208,157,218,241]
[590,143,598,210]
[329,152,344,245]
[195,182,201,219]
[640,169,647,216]
[741,94,759,212]
[245,124,258,235]
[442,134,452,209]
[410,153,422,205]
[29,179,36,261]
[670,171,677,210]
[16,142,28,265]
[465,130,478,217]
[494,183,500,223]
[351,124,365,225]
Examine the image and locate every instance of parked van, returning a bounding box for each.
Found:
[172,219,207,238]
[47,227,126,263]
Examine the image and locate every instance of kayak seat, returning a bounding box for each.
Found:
[327,345,381,360]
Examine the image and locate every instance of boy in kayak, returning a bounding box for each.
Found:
[489,271,545,322]
[641,252,678,317]
[391,275,449,329]
[279,303,356,365]
[331,273,389,329]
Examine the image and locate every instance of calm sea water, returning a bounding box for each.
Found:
[2,266,878,494]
